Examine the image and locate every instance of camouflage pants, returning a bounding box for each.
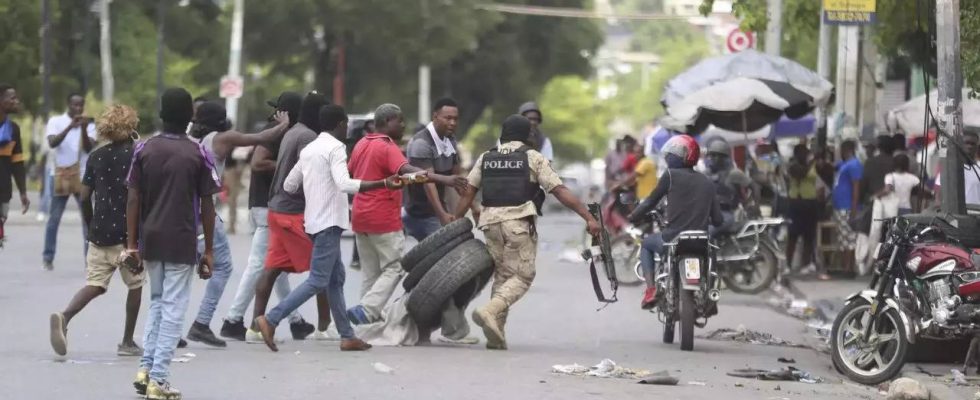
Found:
[482,218,537,328]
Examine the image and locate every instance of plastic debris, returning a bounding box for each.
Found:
[552,363,589,375]
[638,371,679,386]
[373,362,394,374]
[777,357,795,364]
[553,359,651,379]
[952,369,969,386]
[687,381,707,386]
[172,353,196,363]
[727,367,823,383]
[701,325,805,348]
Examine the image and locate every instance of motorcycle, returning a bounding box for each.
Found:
[830,213,980,384]
[712,217,784,294]
[621,205,782,294]
[657,229,719,351]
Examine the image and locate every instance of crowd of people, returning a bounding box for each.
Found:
[0,83,602,400]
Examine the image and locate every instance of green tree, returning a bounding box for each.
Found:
[700,0,980,90]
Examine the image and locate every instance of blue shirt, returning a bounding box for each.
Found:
[832,158,863,210]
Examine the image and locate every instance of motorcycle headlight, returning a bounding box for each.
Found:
[906,256,922,272]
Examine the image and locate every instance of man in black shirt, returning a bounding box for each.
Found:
[629,135,723,309]
[0,84,30,244]
[49,105,143,357]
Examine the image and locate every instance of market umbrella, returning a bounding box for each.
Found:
[771,114,815,138]
[662,49,833,109]
[661,77,822,134]
[885,88,980,136]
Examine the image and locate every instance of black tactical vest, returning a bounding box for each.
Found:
[481,146,540,208]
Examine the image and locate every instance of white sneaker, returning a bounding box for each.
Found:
[312,325,342,341]
[36,213,47,222]
[245,328,284,344]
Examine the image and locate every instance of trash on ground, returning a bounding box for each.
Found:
[172,353,196,363]
[553,359,650,379]
[734,382,744,388]
[726,367,823,383]
[687,380,706,386]
[701,325,805,348]
[552,363,589,375]
[559,249,585,263]
[952,369,969,386]
[372,362,394,374]
[637,370,679,386]
[777,357,795,364]
[886,377,929,400]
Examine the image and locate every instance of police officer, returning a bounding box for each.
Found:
[453,114,600,350]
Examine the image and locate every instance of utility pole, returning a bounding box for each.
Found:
[765,0,782,56]
[815,1,832,150]
[418,0,431,123]
[225,0,244,126]
[41,0,52,119]
[937,0,966,214]
[156,0,166,123]
[99,0,114,105]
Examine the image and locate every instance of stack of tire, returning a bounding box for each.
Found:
[402,218,494,328]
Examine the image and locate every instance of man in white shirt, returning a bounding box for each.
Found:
[254,104,402,352]
[42,93,96,270]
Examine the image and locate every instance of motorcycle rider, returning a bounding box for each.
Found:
[629,135,724,309]
[703,138,754,231]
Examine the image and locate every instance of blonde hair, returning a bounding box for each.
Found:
[97,104,139,142]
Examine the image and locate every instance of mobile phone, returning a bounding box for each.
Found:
[122,253,140,271]
[198,257,212,280]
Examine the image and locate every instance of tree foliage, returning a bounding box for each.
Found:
[699,0,980,91]
[0,0,602,138]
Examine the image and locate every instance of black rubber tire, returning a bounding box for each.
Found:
[830,298,910,385]
[662,316,675,344]
[679,289,696,351]
[453,266,494,309]
[407,239,493,325]
[402,232,474,291]
[722,245,778,294]
[401,218,474,272]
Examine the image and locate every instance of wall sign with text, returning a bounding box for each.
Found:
[823,0,876,25]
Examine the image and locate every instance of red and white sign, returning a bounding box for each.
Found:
[219,76,243,99]
[726,28,755,53]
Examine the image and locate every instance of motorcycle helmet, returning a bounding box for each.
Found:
[662,134,700,168]
[706,137,731,156]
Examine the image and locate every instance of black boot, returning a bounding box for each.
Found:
[220,319,247,341]
[187,322,227,347]
[290,319,316,340]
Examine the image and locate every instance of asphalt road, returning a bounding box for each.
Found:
[1,210,884,400]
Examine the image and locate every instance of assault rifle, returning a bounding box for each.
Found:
[582,202,618,304]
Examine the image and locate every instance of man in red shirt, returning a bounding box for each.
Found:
[346,103,465,324]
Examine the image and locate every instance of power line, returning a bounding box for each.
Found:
[475,3,691,20]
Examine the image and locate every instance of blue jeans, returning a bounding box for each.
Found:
[141,260,195,383]
[267,227,354,338]
[40,168,52,214]
[403,214,441,242]
[225,208,300,324]
[640,233,665,275]
[43,194,88,263]
[194,217,233,326]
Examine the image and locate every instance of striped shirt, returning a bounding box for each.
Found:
[284,132,362,234]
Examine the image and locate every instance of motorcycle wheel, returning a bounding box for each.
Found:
[679,289,695,351]
[830,298,909,385]
[721,245,778,294]
[662,316,675,344]
[611,236,643,286]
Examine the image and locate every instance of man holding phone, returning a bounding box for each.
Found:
[126,88,220,400]
[42,93,96,270]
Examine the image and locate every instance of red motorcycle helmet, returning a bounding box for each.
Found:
[662,134,701,168]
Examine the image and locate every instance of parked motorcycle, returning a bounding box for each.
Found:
[831,214,980,384]
[657,229,719,351]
